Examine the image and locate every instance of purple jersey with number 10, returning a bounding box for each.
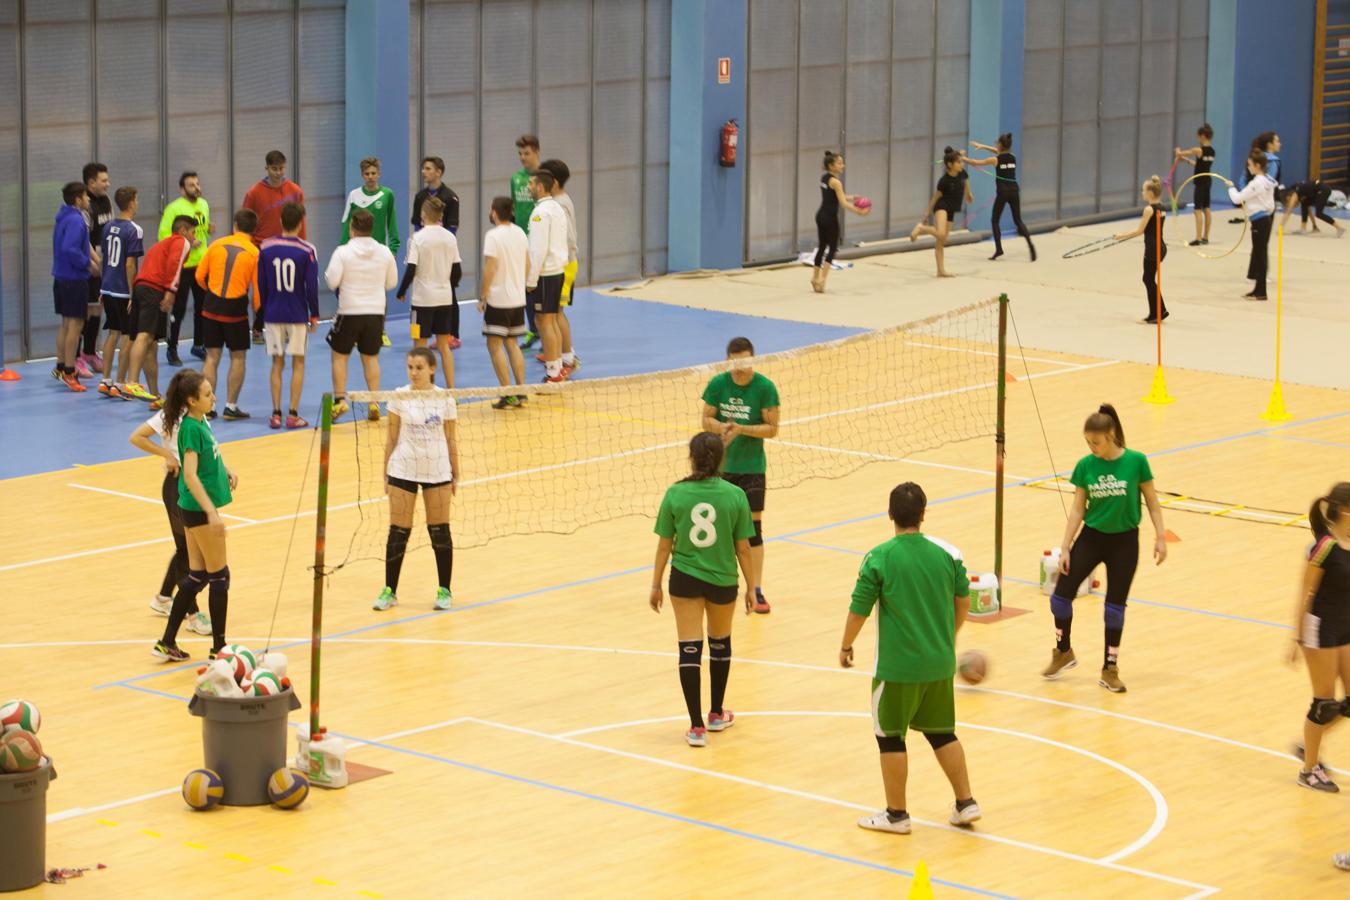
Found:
[258,235,320,325]
[100,219,145,298]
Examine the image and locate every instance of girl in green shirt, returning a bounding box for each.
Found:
[1043,404,1167,693]
[651,433,756,748]
[153,370,238,662]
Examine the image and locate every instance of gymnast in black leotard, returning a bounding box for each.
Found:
[1174,123,1217,246]
[966,133,1036,262]
[911,147,970,277]
[1112,175,1169,323]
[1281,179,1346,236]
[811,151,870,294]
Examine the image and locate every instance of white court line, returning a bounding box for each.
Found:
[905,340,1079,367]
[47,787,180,823]
[461,714,1209,897]
[69,483,258,523]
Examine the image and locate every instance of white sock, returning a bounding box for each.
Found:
[546,360,562,378]
[562,351,575,366]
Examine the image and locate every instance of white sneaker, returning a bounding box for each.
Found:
[857,811,911,834]
[434,587,453,610]
[1335,853,1350,871]
[186,612,213,635]
[373,587,398,611]
[949,800,982,826]
[150,595,172,615]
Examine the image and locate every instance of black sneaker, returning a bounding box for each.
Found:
[492,396,521,410]
[151,641,189,662]
[206,410,218,420]
[1298,764,1340,792]
[190,345,206,360]
[166,350,183,366]
[222,406,251,420]
[1188,239,1204,247]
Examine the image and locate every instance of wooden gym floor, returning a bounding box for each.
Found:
[3,216,1349,897]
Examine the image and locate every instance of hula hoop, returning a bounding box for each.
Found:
[1061,236,1123,259]
[1171,171,1248,260]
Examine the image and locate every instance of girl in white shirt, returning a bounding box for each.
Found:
[1228,150,1277,301]
[373,347,461,612]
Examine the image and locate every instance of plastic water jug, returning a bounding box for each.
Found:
[295,722,348,788]
[968,573,1000,616]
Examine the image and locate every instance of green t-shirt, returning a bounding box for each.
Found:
[1071,448,1154,534]
[159,197,211,267]
[654,477,755,586]
[511,168,535,234]
[340,186,400,253]
[176,415,232,512]
[849,533,970,682]
[701,371,780,475]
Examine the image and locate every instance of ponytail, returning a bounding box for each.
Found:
[1083,403,1125,448]
[162,369,205,434]
[1143,175,1163,200]
[1310,483,1350,539]
[682,432,724,482]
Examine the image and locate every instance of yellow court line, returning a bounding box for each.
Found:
[1209,504,1246,517]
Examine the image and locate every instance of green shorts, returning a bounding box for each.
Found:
[871,677,955,736]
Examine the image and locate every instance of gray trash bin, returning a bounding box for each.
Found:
[0,756,56,892]
[188,688,302,806]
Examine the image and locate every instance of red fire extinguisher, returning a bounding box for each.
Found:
[719,119,739,168]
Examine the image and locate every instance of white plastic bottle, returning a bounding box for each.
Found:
[295,722,349,788]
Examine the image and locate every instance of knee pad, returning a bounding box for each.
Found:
[1104,602,1126,631]
[924,732,958,751]
[207,566,230,591]
[387,525,412,556]
[1049,594,1074,620]
[749,519,763,548]
[678,639,703,668]
[1308,697,1341,725]
[876,735,907,754]
[708,635,731,662]
[427,522,453,551]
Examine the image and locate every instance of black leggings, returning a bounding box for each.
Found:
[814,211,840,267]
[1302,188,1336,227]
[159,471,196,610]
[1142,245,1168,319]
[990,190,1033,255]
[1247,215,1272,296]
[1055,526,1139,607]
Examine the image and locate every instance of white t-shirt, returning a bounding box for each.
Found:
[147,410,181,471]
[386,385,458,484]
[482,223,528,309]
[406,224,460,307]
[555,192,578,264]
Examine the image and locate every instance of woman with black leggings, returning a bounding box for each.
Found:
[811,151,869,294]
[966,134,1035,261]
[1282,180,1346,236]
[1042,404,1167,693]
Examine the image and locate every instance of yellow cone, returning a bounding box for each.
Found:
[1260,381,1292,422]
[1142,365,1174,405]
[907,859,935,900]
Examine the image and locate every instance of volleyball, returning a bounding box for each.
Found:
[855,196,872,211]
[218,645,257,682]
[958,650,988,685]
[182,768,224,810]
[267,767,310,809]
[246,670,283,696]
[0,730,44,773]
[0,699,40,736]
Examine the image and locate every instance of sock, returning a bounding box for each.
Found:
[207,567,229,653]
[273,408,282,417]
[886,807,908,821]
[956,797,977,810]
[1104,602,1125,667]
[385,525,412,593]
[1050,594,1073,651]
[427,523,453,590]
[162,570,207,644]
[546,360,562,378]
[289,409,298,417]
[708,635,731,715]
[678,639,704,729]
[562,351,575,366]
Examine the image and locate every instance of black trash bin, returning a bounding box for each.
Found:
[188,688,302,806]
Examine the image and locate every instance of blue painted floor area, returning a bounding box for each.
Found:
[0,288,860,479]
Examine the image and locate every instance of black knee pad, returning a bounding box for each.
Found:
[749,519,763,548]
[678,639,703,668]
[387,525,412,556]
[707,635,731,662]
[924,731,958,751]
[427,522,453,550]
[876,735,907,753]
[1308,697,1341,725]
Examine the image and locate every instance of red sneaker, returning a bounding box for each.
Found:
[685,727,707,748]
[286,415,310,429]
[707,710,735,732]
[269,413,283,429]
[448,336,462,350]
[61,373,87,392]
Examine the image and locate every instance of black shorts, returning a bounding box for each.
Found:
[721,472,766,513]
[327,313,385,356]
[410,305,455,339]
[131,284,169,339]
[199,317,251,351]
[180,507,210,528]
[101,293,133,333]
[669,566,739,605]
[387,475,451,494]
[936,202,963,220]
[53,278,88,319]
[1302,611,1350,649]
[1192,178,1212,209]
[531,273,564,315]
[482,305,526,338]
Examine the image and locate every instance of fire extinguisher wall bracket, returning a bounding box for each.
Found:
[719,119,739,168]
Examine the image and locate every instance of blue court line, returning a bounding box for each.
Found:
[1265,433,1350,451]
[778,536,1293,631]
[113,680,1017,899]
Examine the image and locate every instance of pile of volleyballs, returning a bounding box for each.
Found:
[182,645,310,811]
[0,699,44,773]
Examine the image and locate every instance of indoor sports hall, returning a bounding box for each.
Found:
[1,2,1348,897]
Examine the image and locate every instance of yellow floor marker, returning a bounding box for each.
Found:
[908,859,935,900]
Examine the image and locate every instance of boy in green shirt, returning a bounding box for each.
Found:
[839,482,981,835]
[513,134,540,349]
[701,336,780,613]
[159,171,213,363]
[340,157,399,345]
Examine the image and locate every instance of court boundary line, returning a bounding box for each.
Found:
[69,483,258,523]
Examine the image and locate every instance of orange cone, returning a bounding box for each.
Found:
[0,368,20,381]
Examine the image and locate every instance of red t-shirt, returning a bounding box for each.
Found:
[133,234,190,293]
[241,178,307,245]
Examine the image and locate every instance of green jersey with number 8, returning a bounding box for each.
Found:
[654,477,755,587]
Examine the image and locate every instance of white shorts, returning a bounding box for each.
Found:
[265,322,308,357]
